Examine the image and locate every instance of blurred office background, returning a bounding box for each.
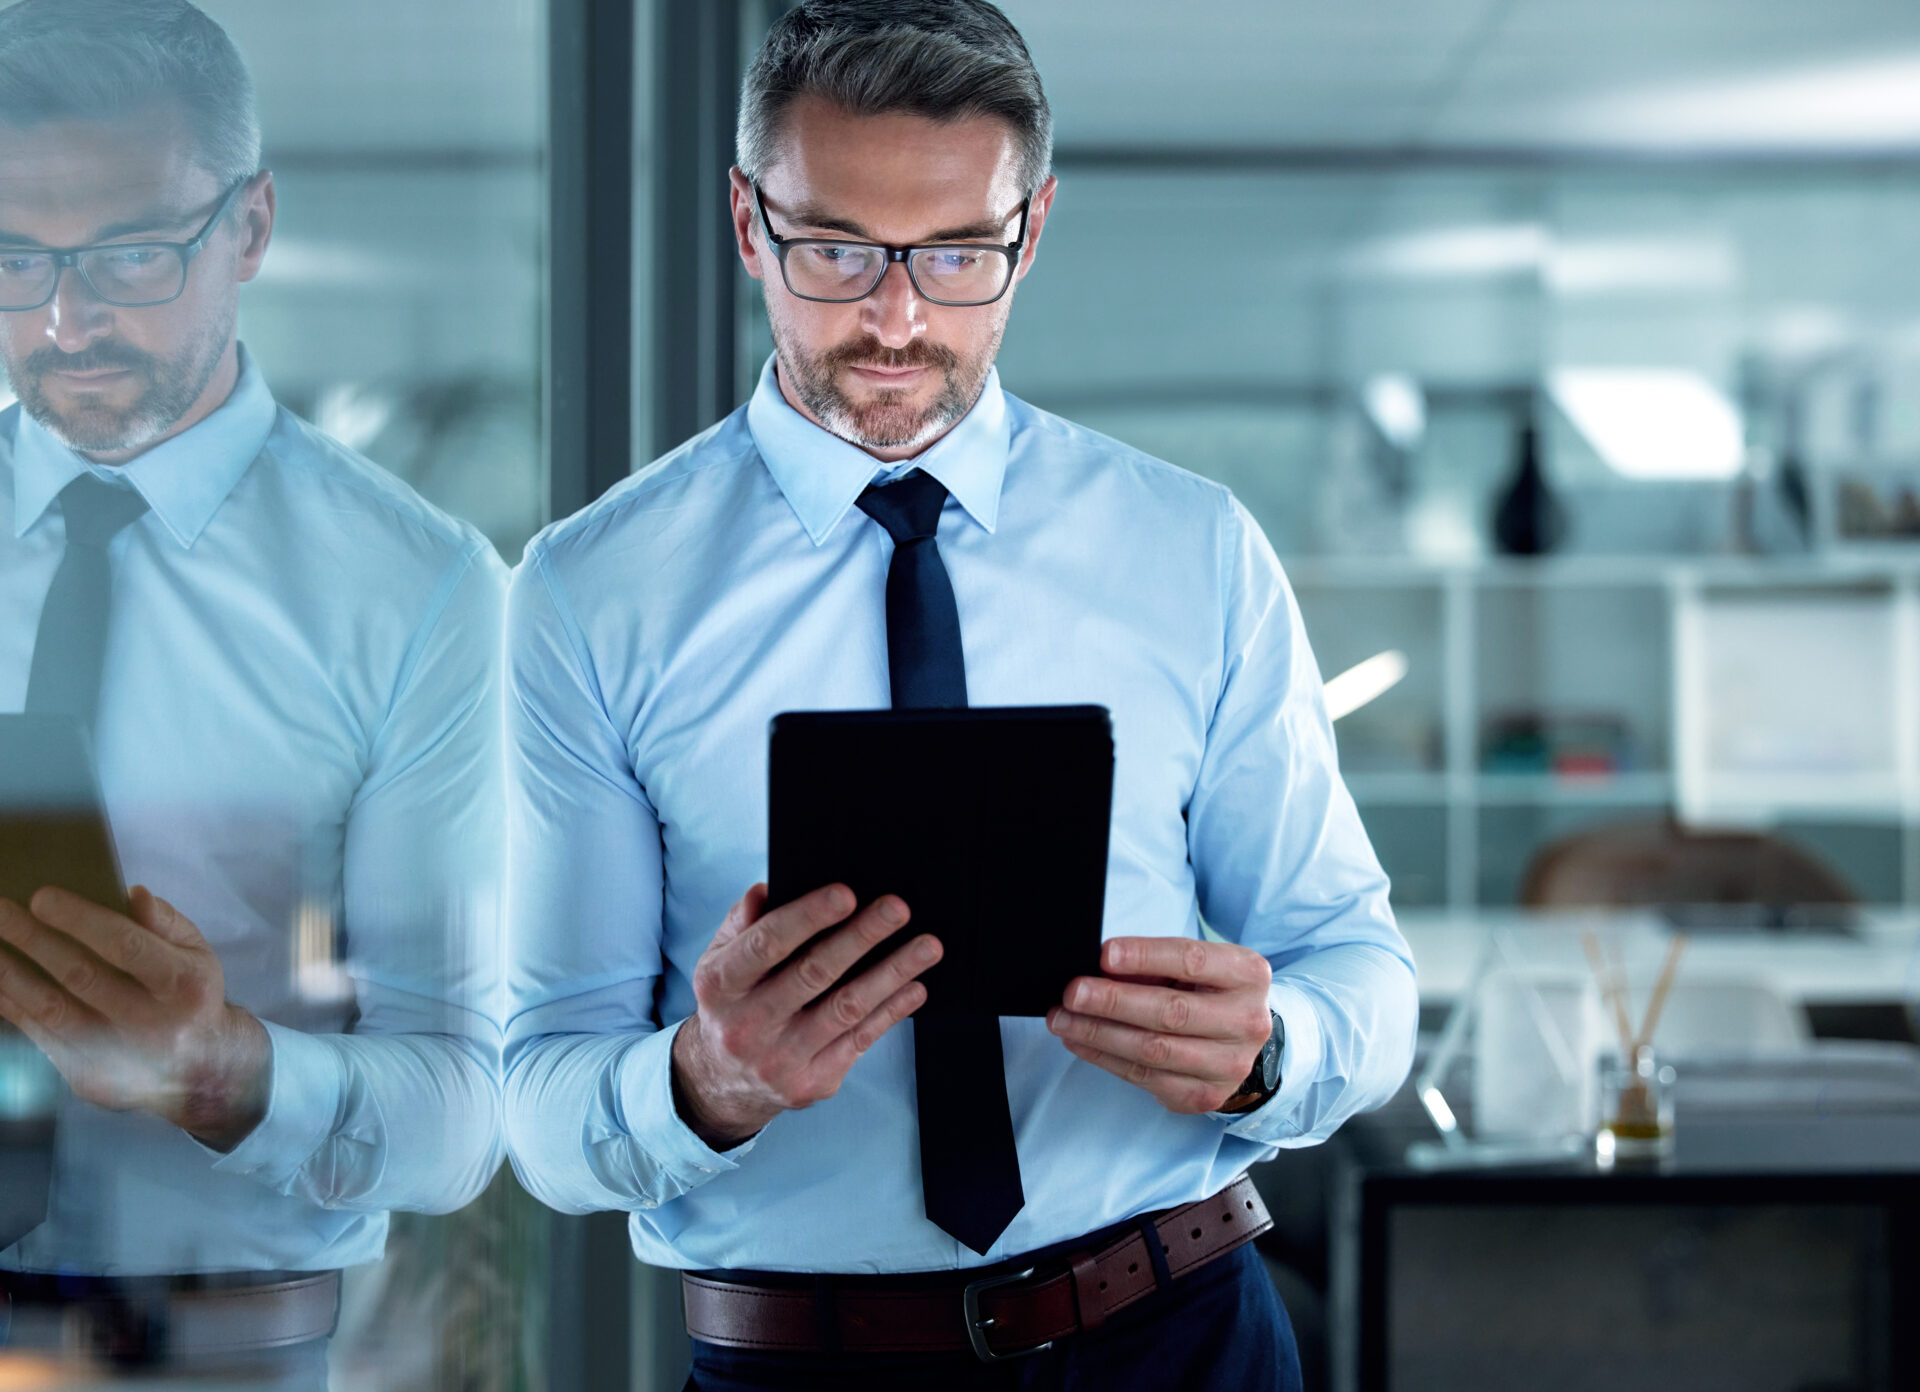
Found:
[6,0,1911,1388]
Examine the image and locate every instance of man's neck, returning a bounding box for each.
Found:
[81,339,241,467]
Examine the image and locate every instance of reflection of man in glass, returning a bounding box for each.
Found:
[0,0,503,1381]
[506,2,1415,1387]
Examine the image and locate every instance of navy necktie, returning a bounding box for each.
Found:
[857,469,1026,1256]
[4,474,146,1250]
[25,475,150,732]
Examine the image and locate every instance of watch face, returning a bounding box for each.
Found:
[1260,1015,1282,1091]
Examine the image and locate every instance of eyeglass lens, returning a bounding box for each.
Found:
[0,245,188,310]
[782,243,1013,304]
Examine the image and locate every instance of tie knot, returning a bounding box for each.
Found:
[58,475,150,548]
[856,469,949,544]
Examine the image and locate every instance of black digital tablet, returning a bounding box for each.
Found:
[768,705,1114,1018]
[0,713,128,914]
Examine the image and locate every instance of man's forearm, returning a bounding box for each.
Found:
[176,1004,272,1151]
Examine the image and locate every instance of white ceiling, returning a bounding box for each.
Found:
[184,1,1920,156]
[1003,0,1920,152]
[198,0,542,154]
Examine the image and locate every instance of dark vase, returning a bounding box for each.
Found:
[1776,449,1812,547]
[1492,418,1567,555]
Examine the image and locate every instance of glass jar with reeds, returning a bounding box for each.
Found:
[1582,930,1688,1167]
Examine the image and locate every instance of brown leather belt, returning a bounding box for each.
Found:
[0,1270,341,1361]
[683,1173,1271,1363]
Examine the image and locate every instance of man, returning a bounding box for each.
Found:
[505,2,1416,1387]
[0,0,504,1380]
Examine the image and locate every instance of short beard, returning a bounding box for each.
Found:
[769,306,1003,454]
[6,319,230,456]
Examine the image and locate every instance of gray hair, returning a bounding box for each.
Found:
[738,0,1052,198]
[0,0,260,190]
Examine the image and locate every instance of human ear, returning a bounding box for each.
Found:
[232,171,275,285]
[728,167,766,283]
[1013,174,1057,284]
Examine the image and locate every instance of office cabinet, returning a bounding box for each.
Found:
[1292,557,1920,909]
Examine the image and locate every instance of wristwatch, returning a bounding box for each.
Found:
[1218,1010,1284,1114]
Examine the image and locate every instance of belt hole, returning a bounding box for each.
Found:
[1098,1280,1108,1291]
[1222,1213,1232,1223]
[1190,1227,1202,1240]
[1245,1200,1254,1210]
[1127,1263,1137,1275]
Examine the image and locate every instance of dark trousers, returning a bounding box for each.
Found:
[685,1243,1302,1392]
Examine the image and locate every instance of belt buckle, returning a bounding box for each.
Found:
[961,1266,1050,1363]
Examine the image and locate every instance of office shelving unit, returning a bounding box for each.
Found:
[1290,553,1920,910]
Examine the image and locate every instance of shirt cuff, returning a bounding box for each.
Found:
[1219,977,1324,1142]
[611,1018,755,1206]
[207,1020,346,1183]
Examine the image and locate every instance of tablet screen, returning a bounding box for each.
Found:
[768,706,1113,1018]
[0,714,128,914]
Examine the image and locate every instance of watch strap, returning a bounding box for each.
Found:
[1217,1009,1283,1115]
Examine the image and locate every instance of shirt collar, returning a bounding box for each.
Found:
[10,343,276,547]
[746,353,1009,547]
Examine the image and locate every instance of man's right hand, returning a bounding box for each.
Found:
[670,882,941,1150]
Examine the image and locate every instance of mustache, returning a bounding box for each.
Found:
[823,337,958,373]
[22,342,155,377]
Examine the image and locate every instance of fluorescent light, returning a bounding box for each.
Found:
[1549,369,1745,481]
[1346,225,1734,294]
[1344,223,1546,280]
[1581,53,1920,149]
[1324,649,1409,722]
[1362,374,1426,450]
[1761,305,1854,358]
[1546,238,1736,295]
[254,239,458,288]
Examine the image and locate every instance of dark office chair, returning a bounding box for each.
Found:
[1518,816,1856,916]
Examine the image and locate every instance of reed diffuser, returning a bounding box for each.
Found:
[1582,931,1687,1165]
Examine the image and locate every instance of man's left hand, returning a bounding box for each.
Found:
[0,886,270,1150]
[1047,936,1273,1115]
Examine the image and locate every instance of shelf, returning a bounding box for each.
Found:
[1474,772,1673,806]
[1307,554,1920,909]
[1343,772,1449,804]
[1289,553,1920,590]
[1678,774,1913,825]
[1344,771,1675,806]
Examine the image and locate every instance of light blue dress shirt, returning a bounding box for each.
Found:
[504,357,1417,1273]
[0,348,505,1275]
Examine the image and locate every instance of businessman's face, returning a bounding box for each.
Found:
[0,108,272,462]
[731,95,1056,460]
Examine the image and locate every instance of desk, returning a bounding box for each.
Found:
[1322,950,1920,1392]
[1336,1159,1920,1392]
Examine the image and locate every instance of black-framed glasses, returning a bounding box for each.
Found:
[0,176,253,312]
[753,183,1029,307]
